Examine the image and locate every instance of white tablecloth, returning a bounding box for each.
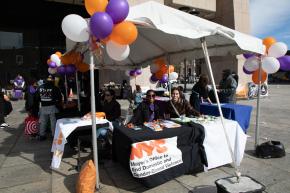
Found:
[202,118,247,170]
[51,118,112,169]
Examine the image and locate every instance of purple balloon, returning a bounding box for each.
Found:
[159,74,168,83]
[66,64,76,74]
[243,66,253,74]
[106,0,129,24]
[243,53,254,59]
[277,56,290,71]
[150,75,158,82]
[57,66,66,74]
[90,12,113,39]
[129,70,136,76]
[135,69,142,75]
[49,61,57,68]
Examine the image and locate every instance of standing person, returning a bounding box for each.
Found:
[128,90,161,126]
[120,80,132,100]
[25,78,39,117]
[133,85,143,107]
[217,69,238,103]
[35,76,62,140]
[165,87,200,118]
[0,86,9,128]
[192,74,212,104]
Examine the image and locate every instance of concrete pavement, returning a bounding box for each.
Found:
[0,84,290,193]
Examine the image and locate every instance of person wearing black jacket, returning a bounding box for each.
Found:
[0,88,7,128]
[217,69,238,103]
[35,76,62,140]
[100,89,121,122]
[129,90,161,126]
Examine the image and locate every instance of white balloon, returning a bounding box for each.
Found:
[169,72,178,80]
[61,14,89,42]
[244,57,259,72]
[48,68,57,74]
[268,42,287,58]
[56,59,62,67]
[150,63,159,73]
[106,41,130,61]
[262,57,280,74]
[50,54,59,63]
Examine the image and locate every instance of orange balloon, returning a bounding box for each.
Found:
[154,58,165,66]
[263,37,276,51]
[168,65,174,73]
[47,59,51,65]
[85,0,108,16]
[110,21,138,45]
[155,71,164,79]
[252,69,267,84]
[55,51,62,57]
[77,62,90,72]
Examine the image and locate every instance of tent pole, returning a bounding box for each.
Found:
[90,50,100,189]
[183,59,187,92]
[75,71,81,112]
[166,54,171,98]
[200,38,238,173]
[64,74,68,103]
[255,57,262,147]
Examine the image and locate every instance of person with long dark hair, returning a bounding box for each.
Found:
[192,74,212,103]
[166,87,200,118]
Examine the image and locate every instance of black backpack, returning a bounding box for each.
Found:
[256,141,285,159]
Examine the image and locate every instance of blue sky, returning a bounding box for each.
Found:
[249,0,290,48]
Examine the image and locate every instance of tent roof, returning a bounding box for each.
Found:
[74,1,264,69]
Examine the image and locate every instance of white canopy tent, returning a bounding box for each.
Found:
[67,1,264,188]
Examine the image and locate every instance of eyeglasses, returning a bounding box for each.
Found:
[147,94,156,98]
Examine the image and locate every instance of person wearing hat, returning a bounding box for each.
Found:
[35,76,62,140]
[217,69,238,103]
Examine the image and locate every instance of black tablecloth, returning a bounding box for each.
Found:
[112,122,207,187]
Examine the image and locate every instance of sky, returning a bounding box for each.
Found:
[249,0,290,48]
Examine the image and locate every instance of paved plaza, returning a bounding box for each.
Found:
[0,85,290,193]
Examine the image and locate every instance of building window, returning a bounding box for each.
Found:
[0,31,23,49]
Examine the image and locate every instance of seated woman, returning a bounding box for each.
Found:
[165,87,200,119]
[128,90,161,126]
[99,89,121,137]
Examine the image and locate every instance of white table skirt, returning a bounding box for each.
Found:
[51,118,112,169]
[202,118,247,170]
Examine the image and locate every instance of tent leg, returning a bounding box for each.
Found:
[75,71,81,112]
[90,51,100,190]
[255,57,262,147]
[200,38,238,172]
[65,74,68,104]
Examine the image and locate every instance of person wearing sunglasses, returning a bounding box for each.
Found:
[128,90,161,126]
[165,87,200,119]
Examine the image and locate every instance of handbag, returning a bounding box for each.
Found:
[256,140,285,159]
[24,116,39,136]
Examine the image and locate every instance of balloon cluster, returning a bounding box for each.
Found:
[243,37,289,84]
[47,50,88,75]
[61,51,90,73]
[149,58,178,83]
[128,68,142,77]
[47,52,62,74]
[61,0,138,62]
